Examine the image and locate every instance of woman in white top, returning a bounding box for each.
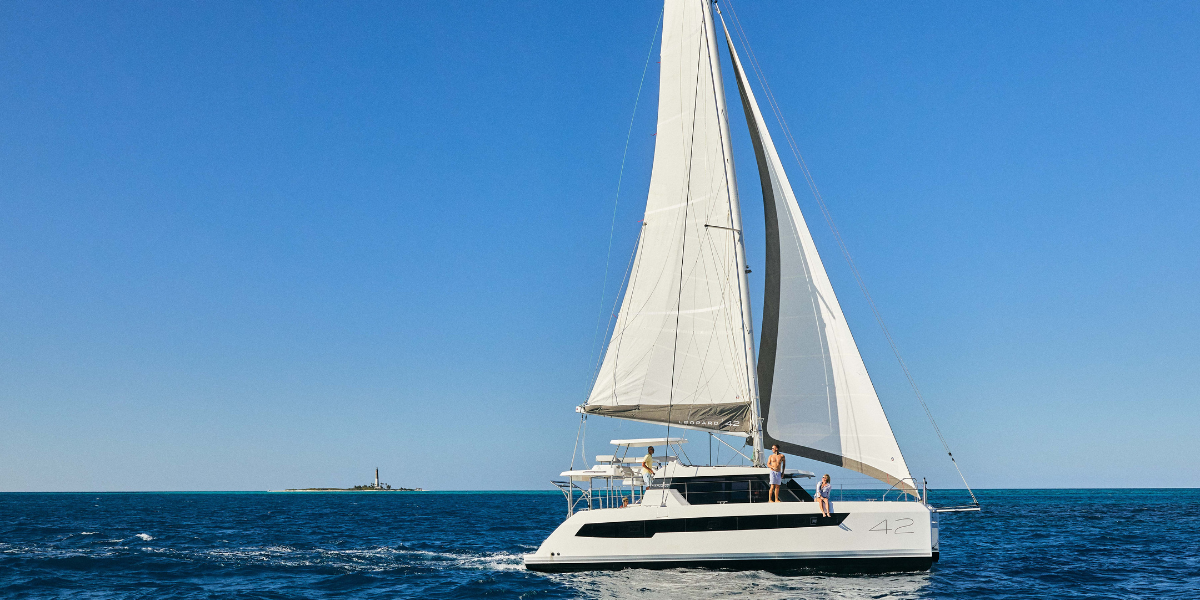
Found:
[816,474,832,517]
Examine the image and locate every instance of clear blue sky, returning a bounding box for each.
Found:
[2,1,1197,491]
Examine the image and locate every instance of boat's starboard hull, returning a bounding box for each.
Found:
[525,554,934,573]
[524,500,936,574]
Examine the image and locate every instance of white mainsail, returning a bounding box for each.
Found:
[585,0,758,435]
[722,22,916,492]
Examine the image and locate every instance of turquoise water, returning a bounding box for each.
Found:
[1,489,1196,598]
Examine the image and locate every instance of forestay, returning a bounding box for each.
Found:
[585,0,755,433]
[722,22,916,493]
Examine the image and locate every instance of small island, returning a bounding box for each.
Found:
[271,468,425,492]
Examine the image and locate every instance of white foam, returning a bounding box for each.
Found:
[550,570,931,599]
[135,533,154,541]
[117,543,530,575]
[392,547,526,572]
[459,552,525,572]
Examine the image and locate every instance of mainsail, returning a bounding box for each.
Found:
[722,22,916,492]
[585,0,758,435]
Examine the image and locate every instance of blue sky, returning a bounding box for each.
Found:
[2,1,1197,491]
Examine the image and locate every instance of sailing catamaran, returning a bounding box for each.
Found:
[525,0,975,573]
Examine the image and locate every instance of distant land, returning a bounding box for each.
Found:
[271,486,426,493]
[271,469,424,493]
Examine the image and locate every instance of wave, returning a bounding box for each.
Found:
[4,490,1196,599]
[0,541,528,575]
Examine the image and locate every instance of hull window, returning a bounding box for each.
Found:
[575,513,847,538]
[665,476,811,504]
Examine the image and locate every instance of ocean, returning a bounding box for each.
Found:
[1,489,1196,599]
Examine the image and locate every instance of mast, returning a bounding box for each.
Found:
[703,0,763,467]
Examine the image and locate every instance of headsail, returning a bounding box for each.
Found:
[585,0,757,435]
[722,22,916,493]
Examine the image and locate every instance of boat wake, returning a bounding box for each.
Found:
[551,569,930,600]
[1,537,528,575]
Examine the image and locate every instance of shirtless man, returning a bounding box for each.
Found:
[767,444,786,502]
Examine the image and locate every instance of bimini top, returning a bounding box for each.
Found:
[609,438,687,448]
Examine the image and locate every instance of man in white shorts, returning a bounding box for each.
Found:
[767,444,786,502]
[641,446,656,489]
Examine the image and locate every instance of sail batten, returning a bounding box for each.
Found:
[722,21,916,493]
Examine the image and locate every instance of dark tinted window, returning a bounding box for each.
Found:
[668,476,803,504]
[576,522,644,538]
[778,513,842,528]
[737,514,778,530]
[686,516,738,532]
[646,518,684,536]
[786,479,813,501]
[614,520,644,538]
[575,512,847,538]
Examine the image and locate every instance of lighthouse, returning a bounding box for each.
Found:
[375,468,380,489]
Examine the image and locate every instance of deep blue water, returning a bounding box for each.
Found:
[1,489,1197,599]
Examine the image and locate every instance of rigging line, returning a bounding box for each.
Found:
[675,441,693,466]
[569,412,585,470]
[587,8,664,390]
[606,225,648,404]
[698,231,750,404]
[589,226,645,391]
[665,8,710,473]
[712,431,752,462]
[722,1,978,505]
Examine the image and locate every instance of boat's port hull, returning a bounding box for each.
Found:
[525,500,936,574]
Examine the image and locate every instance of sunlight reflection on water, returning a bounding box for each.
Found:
[554,569,930,600]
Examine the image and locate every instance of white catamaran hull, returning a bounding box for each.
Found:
[525,500,938,573]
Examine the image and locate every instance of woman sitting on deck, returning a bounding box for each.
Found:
[816,474,832,517]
